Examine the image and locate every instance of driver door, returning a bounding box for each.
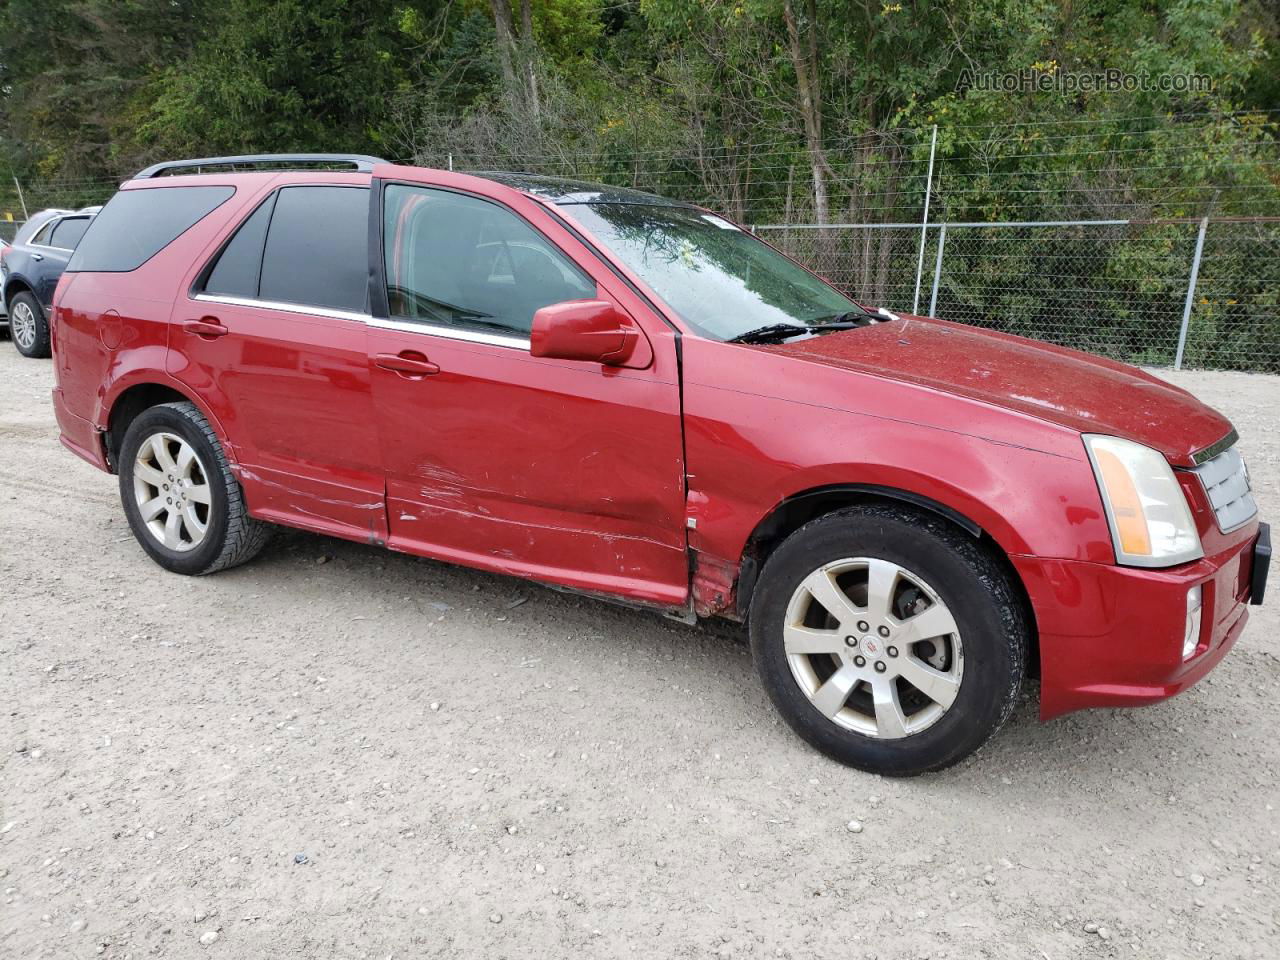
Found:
[366,175,689,608]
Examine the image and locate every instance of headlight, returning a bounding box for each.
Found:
[1083,434,1203,567]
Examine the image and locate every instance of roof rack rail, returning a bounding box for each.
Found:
[133,153,387,179]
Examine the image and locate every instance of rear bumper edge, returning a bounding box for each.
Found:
[53,387,109,471]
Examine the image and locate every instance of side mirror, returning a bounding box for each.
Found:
[530,299,640,366]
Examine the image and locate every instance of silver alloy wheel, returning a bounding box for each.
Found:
[11,300,37,351]
[132,432,213,552]
[783,557,963,739]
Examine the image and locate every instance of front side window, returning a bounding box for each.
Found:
[564,203,859,341]
[49,216,91,250]
[383,184,595,337]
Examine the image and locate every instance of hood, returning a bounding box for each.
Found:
[768,315,1232,467]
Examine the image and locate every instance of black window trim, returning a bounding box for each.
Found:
[190,189,277,300]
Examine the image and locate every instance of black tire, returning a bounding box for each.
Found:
[749,504,1027,776]
[118,401,272,575]
[9,291,50,358]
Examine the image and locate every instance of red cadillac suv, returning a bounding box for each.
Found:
[50,154,1269,775]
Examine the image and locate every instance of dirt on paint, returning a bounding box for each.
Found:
[2,346,1277,958]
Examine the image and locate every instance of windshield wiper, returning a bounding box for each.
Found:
[807,320,865,332]
[824,307,879,323]
[727,323,809,344]
[727,318,865,344]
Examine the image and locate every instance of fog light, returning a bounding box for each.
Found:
[1182,584,1203,661]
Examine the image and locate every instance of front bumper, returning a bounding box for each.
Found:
[1015,521,1267,720]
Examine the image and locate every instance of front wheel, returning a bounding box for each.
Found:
[749,504,1028,776]
[118,401,271,575]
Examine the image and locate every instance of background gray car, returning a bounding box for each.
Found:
[1,205,99,357]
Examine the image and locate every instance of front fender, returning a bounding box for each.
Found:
[680,337,1115,603]
[687,421,1112,566]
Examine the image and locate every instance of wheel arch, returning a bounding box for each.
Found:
[733,483,1040,677]
[103,381,233,475]
[4,274,35,306]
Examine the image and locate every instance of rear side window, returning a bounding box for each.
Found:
[256,186,369,312]
[67,186,234,273]
[203,193,277,299]
[49,216,91,249]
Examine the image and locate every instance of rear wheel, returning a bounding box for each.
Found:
[9,291,49,358]
[118,401,271,575]
[749,504,1027,775]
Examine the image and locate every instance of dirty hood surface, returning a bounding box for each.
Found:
[770,315,1233,466]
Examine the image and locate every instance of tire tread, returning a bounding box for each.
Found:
[750,503,1028,775]
[124,401,271,575]
[10,291,50,358]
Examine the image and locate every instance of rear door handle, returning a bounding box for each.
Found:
[182,318,229,339]
[375,352,440,378]
[31,253,43,261]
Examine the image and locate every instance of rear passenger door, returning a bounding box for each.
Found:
[169,181,388,544]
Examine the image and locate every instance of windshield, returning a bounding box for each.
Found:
[564,203,860,340]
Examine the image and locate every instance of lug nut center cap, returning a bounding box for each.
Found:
[862,637,880,656]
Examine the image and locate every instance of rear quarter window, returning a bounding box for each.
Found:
[201,192,277,299]
[29,219,57,246]
[49,216,91,250]
[67,186,235,273]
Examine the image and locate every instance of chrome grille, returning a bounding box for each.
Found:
[1190,443,1257,533]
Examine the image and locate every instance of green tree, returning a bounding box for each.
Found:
[137,0,409,158]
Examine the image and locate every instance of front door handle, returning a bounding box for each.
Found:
[31,253,44,261]
[182,318,229,339]
[375,351,440,378]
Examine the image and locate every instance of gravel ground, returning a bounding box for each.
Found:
[2,347,1278,959]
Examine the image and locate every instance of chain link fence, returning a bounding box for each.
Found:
[756,217,1280,373]
[1,112,1276,370]
[3,208,1274,372]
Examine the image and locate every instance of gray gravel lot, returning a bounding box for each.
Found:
[2,347,1278,959]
